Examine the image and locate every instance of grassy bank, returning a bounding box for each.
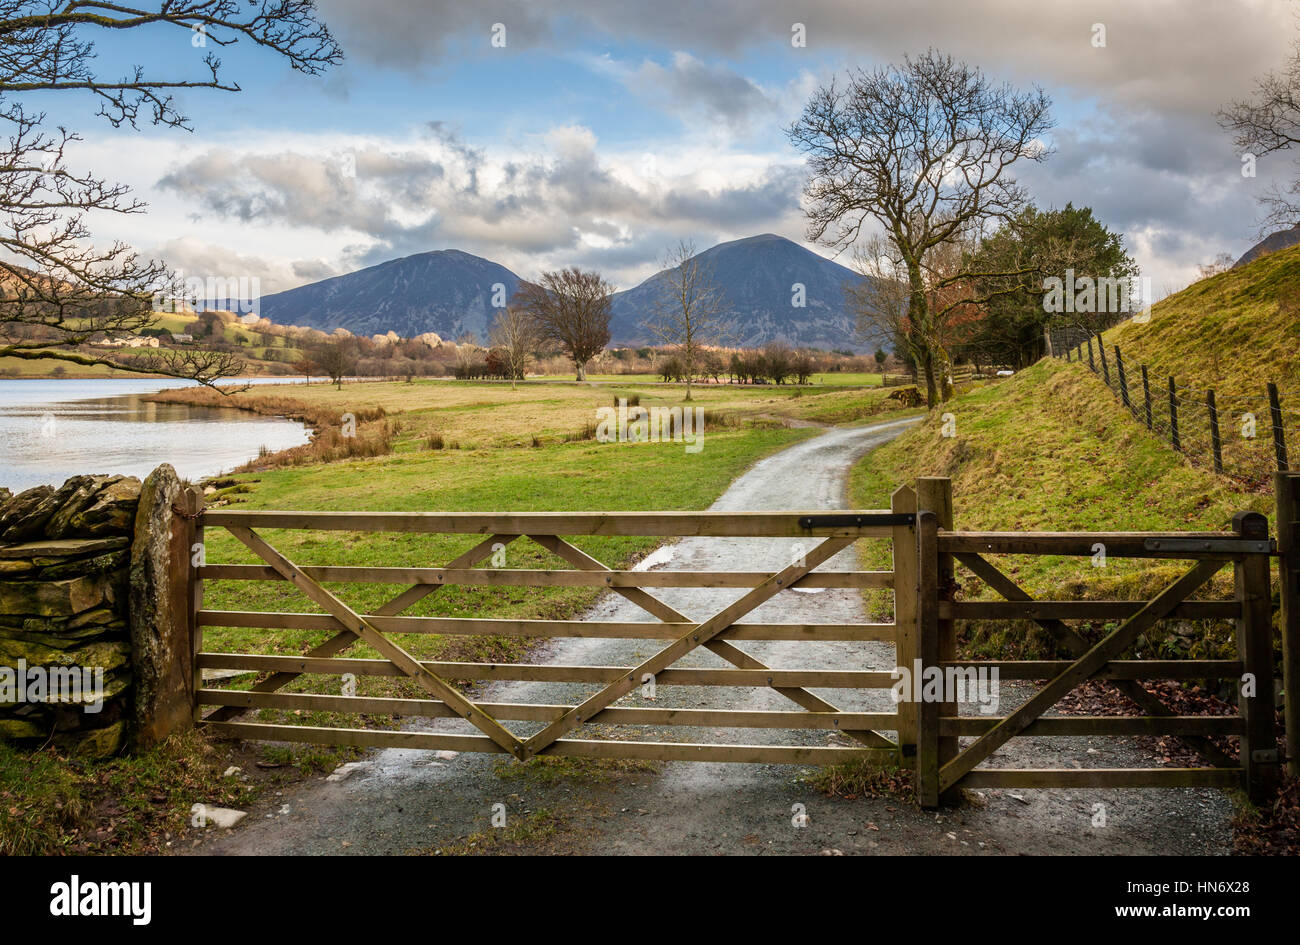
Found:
[851,359,1270,659]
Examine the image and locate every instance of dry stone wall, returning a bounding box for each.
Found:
[0,466,194,759]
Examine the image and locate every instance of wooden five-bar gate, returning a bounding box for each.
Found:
[178,475,1296,807]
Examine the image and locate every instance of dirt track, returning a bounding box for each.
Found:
[193,418,1233,856]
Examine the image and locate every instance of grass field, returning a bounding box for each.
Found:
[850,358,1271,660]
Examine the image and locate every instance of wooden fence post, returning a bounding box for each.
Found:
[891,485,919,761]
[1141,365,1153,430]
[1208,389,1223,474]
[1269,382,1289,472]
[1277,472,1300,780]
[1087,337,1095,371]
[916,508,941,808]
[1097,335,1110,386]
[1169,377,1181,452]
[1234,511,1278,802]
[182,485,205,721]
[916,477,959,805]
[1114,345,1130,409]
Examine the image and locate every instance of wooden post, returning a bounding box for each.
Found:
[1087,336,1095,372]
[916,509,941,808]
[916,477,959,805]
[1234,511,1278,802]
[183,485,205,721]
[891,485,919,760]
[1097,335,1110,386]
[1276,472,1300,779]
[1268,382,1289,471]
[1141,364,1153,430]
[1114,345,1130,409]
[1208,390,1223,474]
[1169,377,1181,452]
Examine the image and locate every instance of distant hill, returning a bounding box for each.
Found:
[258,235,875,350]
[1233,225,1300,268]
[1109,241,1300,398]
[258,250,523,340]
[610,234,870,351]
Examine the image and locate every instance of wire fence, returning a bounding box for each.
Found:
[1057,334,1295,489]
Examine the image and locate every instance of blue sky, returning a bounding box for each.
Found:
[35,0,1299,297]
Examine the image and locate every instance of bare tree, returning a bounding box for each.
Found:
[644,240,730,401]
[513,268,613,381]
[313,337,354,390]
[1220,38,1300,234]
[488,307,539,391]
[788,50,1053,404]
[0,2,341,386]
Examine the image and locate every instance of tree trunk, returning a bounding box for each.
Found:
[575,360,586,381]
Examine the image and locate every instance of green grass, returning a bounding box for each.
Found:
[0,731,320,855]
[850,359,1270,659]
[1106,242,1300,401]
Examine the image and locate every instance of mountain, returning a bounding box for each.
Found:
[1233,225,1300,268]
[258,249,523,340]
[609,234,869,351]
[257,235,873,351]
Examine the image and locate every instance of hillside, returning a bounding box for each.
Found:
[1105,242,1300,400]
[609,233,871,351]
[259,250,524,340]
[851,358,1270,658]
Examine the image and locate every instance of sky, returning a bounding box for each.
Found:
[29,0,1300,299]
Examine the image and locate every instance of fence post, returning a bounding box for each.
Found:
[1168,377,1181,452]
[1234,511,1278,802]
[1268,382,1289,472]
[1276,471,1300,780]
[1087,337,1095,371]
[1207,389,1223,474]
[1114,345,1130,409]
[916,508,941,808]
[1096,335,1110,385]
[1141,365,1153,430]
[181,485,205,722]
[916,477,958,806]
[890,484,919,761]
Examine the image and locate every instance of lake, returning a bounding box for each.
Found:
[0,377,312,492]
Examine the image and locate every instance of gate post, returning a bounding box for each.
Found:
[891,485,919,760]
[1234,511,1278,802]
[179,485,205,722]
[1276,472,1300,779]
[917,477,958,806]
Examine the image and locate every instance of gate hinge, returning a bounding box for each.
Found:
[799,513,916,529]
[1250,749,1279,764]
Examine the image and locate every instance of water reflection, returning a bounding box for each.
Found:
[0,378,312,491]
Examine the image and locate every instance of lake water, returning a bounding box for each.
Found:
[0,378,312,492]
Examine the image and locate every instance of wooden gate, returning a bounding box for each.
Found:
[912,478,1280,806]
[182,480,1291,806]
[189,507,917,765]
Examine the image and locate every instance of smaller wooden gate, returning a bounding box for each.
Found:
[189,508,915,765]
[910,479,1279,806]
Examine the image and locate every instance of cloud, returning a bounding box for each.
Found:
[589,51,778,133]
[154,123,809,288]
[315,0,1293,114]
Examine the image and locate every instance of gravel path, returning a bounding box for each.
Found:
[193,418,1233,856]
